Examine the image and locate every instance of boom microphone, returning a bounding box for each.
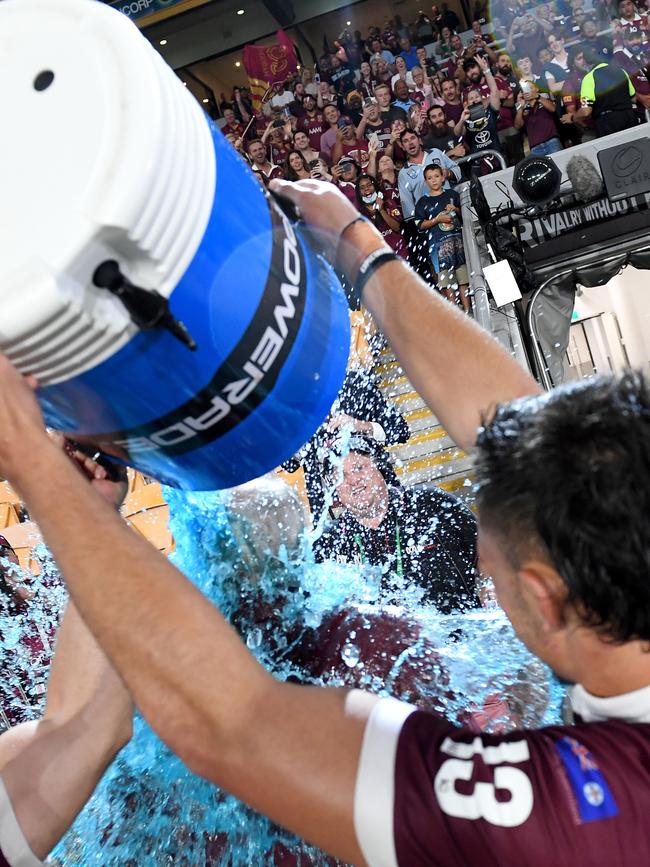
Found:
[566,154,604,203]
[0,0,350,490]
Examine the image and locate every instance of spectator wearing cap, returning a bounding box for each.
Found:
[314,434,480,613]
[613,0,650,72]
[268,80,294,112]
[261,115,293,166]
[319,103,342,162]
[331,156,359,205]
[345,90,365,126]
[331,116,370,169]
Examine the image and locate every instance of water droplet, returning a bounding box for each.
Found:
[246,627,263,650]
[341,641,360,668]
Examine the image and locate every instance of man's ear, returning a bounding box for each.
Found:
[518,562,568,632]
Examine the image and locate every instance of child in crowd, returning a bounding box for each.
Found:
[414,164,470,312]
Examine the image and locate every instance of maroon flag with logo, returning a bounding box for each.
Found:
[243,29,298,110]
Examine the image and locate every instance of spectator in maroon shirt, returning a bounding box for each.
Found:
[221,107,245,139]
[296,95,325,151]
[331,156,359,205]
[291,130,321,167]
[441,77,464,127]
[319,103,342,162]
[331,117,370,170]
[356,174,408,258]
[514,82,563,155]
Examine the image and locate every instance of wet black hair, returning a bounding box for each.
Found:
[475,370,650,643]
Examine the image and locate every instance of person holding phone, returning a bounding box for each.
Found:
[356,97,392,152]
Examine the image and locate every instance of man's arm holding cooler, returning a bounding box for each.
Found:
[272,180,539,451]
[0,389,374,866]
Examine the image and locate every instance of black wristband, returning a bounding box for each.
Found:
[352,249,400,306]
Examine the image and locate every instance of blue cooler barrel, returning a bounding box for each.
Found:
[0,0,350,490]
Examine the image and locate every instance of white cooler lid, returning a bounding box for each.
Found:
[0,0,215,383]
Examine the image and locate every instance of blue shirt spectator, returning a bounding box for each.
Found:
[399,38,420,70]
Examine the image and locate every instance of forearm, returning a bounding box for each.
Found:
[0,605,131,858]
[339,222,540,449]
[453,118,466,136]
[11,442,273,777]
[332,141,344,164]
[7,437,371,865]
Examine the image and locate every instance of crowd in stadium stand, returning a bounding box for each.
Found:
[217,0,649,305]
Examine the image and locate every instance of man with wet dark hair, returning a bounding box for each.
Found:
[1,178,650,866]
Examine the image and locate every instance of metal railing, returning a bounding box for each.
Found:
[457,178,531,374]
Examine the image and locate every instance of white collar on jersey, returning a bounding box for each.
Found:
[570,682,650,724]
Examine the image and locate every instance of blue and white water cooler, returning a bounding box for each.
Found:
[0,0,350,489]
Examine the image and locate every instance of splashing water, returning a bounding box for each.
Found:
[1,479,565,865]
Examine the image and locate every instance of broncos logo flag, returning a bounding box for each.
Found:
[243,30,298,110]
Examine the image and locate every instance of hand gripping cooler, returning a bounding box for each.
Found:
[0,0,350,489]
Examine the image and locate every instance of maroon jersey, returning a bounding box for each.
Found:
[354,685,650,866]
[297,112,326,151]
[442,101,464,128]
[339,138,369,168]
[613,14,650,66]
[362,118,393,152]
[0,850,8,867]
